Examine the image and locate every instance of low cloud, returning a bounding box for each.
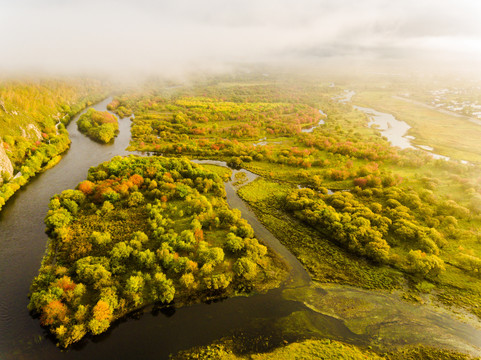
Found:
[1,0,480,77]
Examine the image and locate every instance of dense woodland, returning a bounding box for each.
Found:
[77,108,119,143]
[29,156,286,347]
[285,187,446,276]
[0,79,107,212]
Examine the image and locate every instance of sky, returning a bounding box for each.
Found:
[1,0,481,77]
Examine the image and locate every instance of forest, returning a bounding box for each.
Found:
[77,108,119,143]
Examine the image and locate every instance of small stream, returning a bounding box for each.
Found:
[301,110,327,133]
[191,160,310,286]
[1,98,481,359]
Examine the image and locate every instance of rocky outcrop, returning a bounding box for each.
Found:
[27,124,42,140]
[0,143,13,180]
[20,124,42,141]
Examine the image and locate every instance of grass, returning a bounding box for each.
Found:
[171,337,478,360]
[250,339,383,360]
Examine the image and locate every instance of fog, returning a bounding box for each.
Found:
[1,0,481,78]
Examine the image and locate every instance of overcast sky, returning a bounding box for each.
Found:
[1,0,480,76]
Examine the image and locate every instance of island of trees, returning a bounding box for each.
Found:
[28,155,286,347]
[77,108,119,143]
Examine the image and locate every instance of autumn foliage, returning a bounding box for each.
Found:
[41,300,68,326]
[78,180,95,195]
[30,156,284,347]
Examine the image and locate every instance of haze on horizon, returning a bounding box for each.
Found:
[1,0,481,79]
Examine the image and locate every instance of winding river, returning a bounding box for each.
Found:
[1,98,481,359]
[335,89,456,161]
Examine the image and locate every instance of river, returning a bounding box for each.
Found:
[336,90,456,161]
[1,98,481,359]
[354,104,453,162]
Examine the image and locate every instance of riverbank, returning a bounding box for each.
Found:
[0,91,108,213]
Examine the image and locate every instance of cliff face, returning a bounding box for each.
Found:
[0,143,13,180]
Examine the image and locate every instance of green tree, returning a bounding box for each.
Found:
[125,274,145,306]
[75,257,112,289]
[90,231,112,246]
[179,273,197,291]
[128,191,144,207]
[233,257,258,280]
[407,250,445,279]
[150,272,175,303]
[132,231,149,244]
[225,233,244,253]
[45,208,72,230]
